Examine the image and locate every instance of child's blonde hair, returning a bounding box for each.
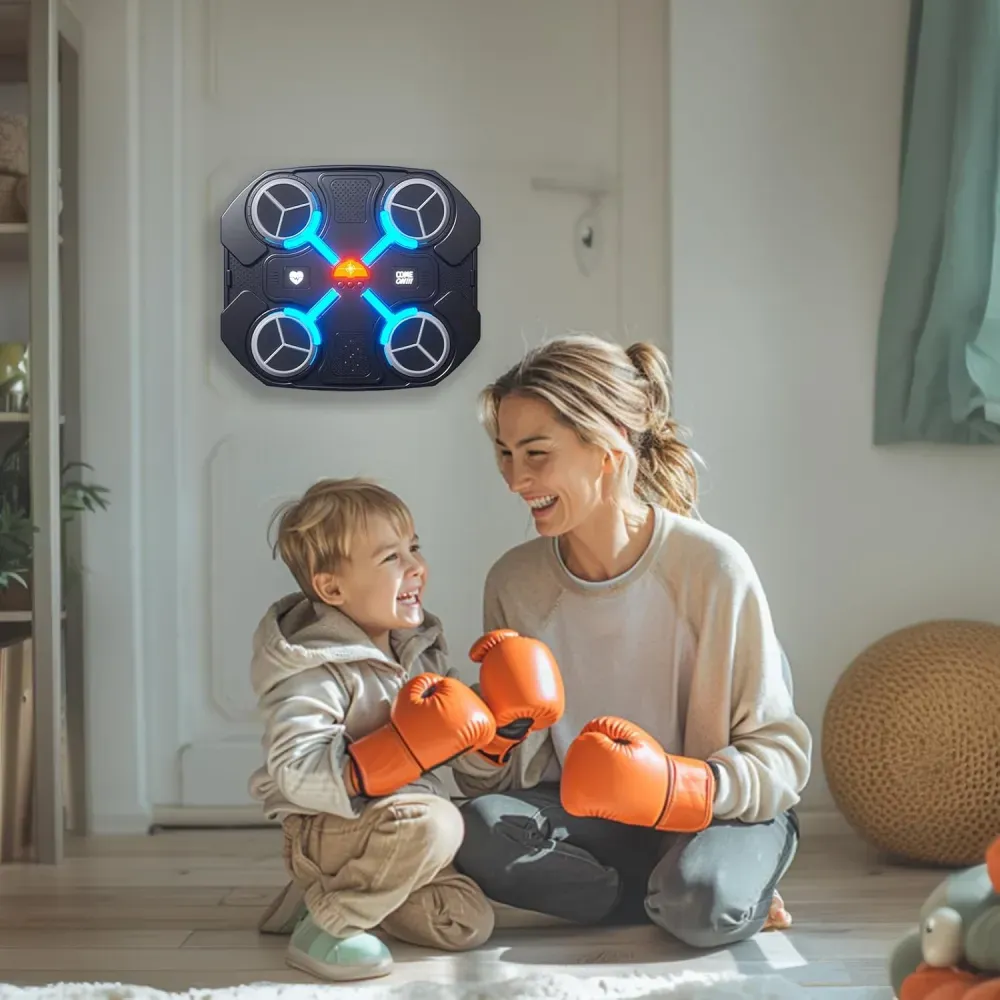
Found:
[269,477,414,600]
[478,334,698,520]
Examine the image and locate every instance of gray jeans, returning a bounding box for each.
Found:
[454,783,799,949]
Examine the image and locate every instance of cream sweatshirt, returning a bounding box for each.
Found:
[452,505,813,824]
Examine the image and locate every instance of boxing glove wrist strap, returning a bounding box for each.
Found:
[654,754,716,833]
[346,726,422,799]
[477,718,533,765]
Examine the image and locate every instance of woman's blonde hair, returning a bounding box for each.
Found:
[478,334,698,518]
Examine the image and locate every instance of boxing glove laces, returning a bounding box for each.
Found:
[469,628,565,765]
[560,716,716,833]
[346,673,496,797]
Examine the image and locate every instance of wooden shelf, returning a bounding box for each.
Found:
[0,223,28,262]
[0,223,63,263]
[0,413,67,424]
[0,0,86,865]
[0,610,68,624]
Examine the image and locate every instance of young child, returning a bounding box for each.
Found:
[248,478,517,982]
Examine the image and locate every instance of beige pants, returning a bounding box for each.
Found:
[282,793,494,952]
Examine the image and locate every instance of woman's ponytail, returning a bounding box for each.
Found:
[625,342,699,517]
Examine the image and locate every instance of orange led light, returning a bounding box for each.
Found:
[332,258,369,280]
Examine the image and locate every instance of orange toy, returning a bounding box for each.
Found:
[900,967,988,1000]
[988,837,1000,890]
[965,983,1000,1000]
[892,835,1000,1000]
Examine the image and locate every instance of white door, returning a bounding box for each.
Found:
[78,0,667,828]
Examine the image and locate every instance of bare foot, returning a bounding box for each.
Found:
[762,889,792,931]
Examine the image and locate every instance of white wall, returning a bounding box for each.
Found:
[669,0,1000,815]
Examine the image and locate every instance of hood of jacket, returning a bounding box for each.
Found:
[250,591,448,699]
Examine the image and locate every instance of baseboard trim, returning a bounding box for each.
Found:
[795,808,853,837]
[150,803,853,836]
[88,811,155,835]
[151,805,278,829]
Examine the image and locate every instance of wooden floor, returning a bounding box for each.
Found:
[0,827,943,994]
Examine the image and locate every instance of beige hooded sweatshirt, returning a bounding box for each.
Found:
[248,592,481,821]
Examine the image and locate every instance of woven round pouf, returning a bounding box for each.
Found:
[822,619,1000,866]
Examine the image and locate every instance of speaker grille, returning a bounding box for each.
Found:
[326,334,372,378]
[331,179,371,224]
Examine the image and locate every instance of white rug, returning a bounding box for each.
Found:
[0,971,821,1000]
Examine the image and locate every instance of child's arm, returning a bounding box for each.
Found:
[259,668,359,818]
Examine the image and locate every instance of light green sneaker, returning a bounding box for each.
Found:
[286,913,393,982]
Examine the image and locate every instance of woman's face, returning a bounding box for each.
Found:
[494,393,610,536]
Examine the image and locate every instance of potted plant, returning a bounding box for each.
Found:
[0,497,33,597]
[0,430,109,613]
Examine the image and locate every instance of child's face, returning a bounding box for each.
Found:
[314,514,427,641]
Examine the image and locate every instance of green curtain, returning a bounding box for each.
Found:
[873,0,1000,444]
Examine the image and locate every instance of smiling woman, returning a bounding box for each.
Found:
[452,334,811,949]
[480,336,698,584]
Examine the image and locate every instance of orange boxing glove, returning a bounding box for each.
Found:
[560,716,715,834]
[346,673,496,798]
[469,629,564,765]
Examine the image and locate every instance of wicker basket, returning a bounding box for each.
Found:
[0,175,25,224]
[0,113,28,177]
[823,619,1000,866]
[11,172,63,220]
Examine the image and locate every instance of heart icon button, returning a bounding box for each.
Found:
[288,270,304,286]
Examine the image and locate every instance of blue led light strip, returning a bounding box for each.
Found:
[361,289,397,323]
[362,289,418,346]
[283,206,340,265]
[307,287,340,323]
[281,199,421,345]
[282,287,340,346]
[361,210,419,266]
